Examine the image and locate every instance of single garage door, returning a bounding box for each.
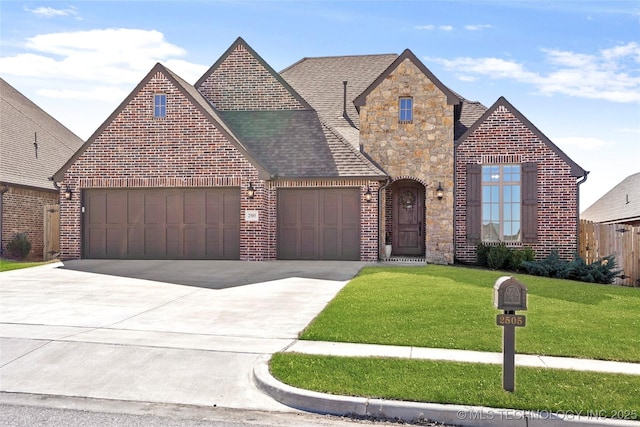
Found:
[84,188,240,259]
[277,188,360,260]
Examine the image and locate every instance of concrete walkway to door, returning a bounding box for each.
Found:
[0,260,364,411]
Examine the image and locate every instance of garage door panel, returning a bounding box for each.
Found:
[277,188,360,260]
[84,188,239,259]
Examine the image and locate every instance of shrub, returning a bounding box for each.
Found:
[476,243,535,272]
[5,232,32,259]
[521,251,620,284]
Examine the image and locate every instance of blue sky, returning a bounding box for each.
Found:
[1,0,638,210]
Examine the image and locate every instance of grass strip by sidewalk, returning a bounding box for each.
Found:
[300,265,640,362]
[0,259,51,272]
[271,353,640,419]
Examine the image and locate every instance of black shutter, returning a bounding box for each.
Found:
[522,162,538,243]
[466,163,481,243]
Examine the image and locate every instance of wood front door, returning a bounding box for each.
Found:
[393,182,424,256]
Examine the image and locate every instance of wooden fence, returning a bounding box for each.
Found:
[579,219,640,287]
[43,204,59,261]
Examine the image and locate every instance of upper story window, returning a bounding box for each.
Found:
[154,94,167,118]
[399,97,413,123]
[482,164,521,242]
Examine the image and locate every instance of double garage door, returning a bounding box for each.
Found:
[84,188,361,260]
[84,188,240,259]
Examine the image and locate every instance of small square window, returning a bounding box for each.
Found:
[154,94,166,118]
[399,97,413,123]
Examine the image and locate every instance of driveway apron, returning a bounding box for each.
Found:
[0,261,363,410]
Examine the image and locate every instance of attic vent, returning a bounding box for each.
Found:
[343,81,348,119]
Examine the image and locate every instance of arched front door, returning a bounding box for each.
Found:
[392,180,424,256]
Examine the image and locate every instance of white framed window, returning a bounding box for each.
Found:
[482,164,521,241]
[154,94,167,118]
[399,97,413,123]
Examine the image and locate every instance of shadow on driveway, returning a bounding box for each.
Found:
[60,260,368,289]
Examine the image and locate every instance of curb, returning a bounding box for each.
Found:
[253,360,640,427]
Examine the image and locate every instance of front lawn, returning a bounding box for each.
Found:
[0,258,51,272]
[270,354,640,418]
[300,265,640,362]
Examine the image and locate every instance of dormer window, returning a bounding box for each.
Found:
[399,97,413,123]
[154,93,167,118]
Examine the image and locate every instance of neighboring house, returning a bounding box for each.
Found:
[0,78,84,260]
[581,172,640,226]
[54,37,587,263]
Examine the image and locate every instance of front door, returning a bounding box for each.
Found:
[392,182,424,256]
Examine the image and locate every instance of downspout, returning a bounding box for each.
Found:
[378,177,392,260]
[576,171,589,255]
[0,184,9,255]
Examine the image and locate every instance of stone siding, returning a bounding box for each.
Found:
[455,105,580,262]
[359,58,454,263]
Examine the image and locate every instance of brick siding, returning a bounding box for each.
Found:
[197,44,306,111]
[455,105,580,262]
[1,186,58,260]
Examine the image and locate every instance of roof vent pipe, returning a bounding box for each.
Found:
[342,81,348,119]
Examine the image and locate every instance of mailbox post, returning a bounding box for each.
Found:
[494,276,527,392]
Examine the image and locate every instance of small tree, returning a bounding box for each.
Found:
[6,232,32,259]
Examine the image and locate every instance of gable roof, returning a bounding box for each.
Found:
[195,37,311,111]
[353,49,461,110]
[456,96,588,178]
[581,172,640,224]
[1,78,84,190]
[280,53,398,133]
[53,63,271,182]
[219,110,385,178]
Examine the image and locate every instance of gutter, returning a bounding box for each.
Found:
[0,183,9,255]
[576,171,590,256]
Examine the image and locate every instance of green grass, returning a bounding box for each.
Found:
[271,353,640,418]
[0,258,51,272]
[301,265,640,362]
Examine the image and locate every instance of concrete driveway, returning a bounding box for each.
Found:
[0,260,365,411]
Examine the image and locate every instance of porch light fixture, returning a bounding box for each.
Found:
[64,185,72,200]
[247,182,255,199]
[365,186,372,202]
[436,182,444,200]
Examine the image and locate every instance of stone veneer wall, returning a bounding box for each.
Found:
[359,58,454,264]
[455,105,580,262]
[1,186,58,260]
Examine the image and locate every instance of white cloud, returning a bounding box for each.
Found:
[25,6,78,18]
[37,86,129,102]
[465,24,493,31]
[427,42,640,103]
[0,28,207,97]
[415,24,454,31]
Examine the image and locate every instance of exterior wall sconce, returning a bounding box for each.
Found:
[64,185,72,200]
[436,182,444,200]
[364,186,372,202]
[247,182,255,199]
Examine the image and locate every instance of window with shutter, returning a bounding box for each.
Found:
[466,163,481,243]
[480,164,523,242]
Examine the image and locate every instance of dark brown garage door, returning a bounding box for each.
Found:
[277,188,360,260]
[84,188,240,259]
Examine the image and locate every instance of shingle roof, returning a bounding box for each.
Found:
[280,53,398,147]
[219,110,385,178]
[1,78,83,189]
[581,172,640,224]
[280,52,487,145]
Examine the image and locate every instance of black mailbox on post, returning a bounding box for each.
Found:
[494,276,527,311]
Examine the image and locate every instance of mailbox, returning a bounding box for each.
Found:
[494,276,527,311]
